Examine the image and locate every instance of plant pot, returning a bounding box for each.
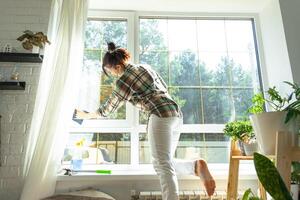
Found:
[291,184,299,200]
[249,111,298,155]
[243,141,258,156]
[31,46,40,54]
[238,140,246,156]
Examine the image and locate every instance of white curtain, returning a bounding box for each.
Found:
[20,0,88,199]
[77,61,101,111]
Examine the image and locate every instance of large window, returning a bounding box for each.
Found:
[63,12,262,171]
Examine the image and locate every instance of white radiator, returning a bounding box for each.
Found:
[136,190,231,200]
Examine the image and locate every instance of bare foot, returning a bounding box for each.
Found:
[195,159,216,196]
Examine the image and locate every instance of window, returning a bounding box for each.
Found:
[63,11,262,171]
[80,19,127,120]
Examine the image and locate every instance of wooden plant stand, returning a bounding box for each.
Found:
[226,140,269,200]
[227,131,300,200]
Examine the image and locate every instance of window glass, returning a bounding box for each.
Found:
[139,18,260,124]
[63,132,131,165]
[79,20,127,119]
[139,132,229,164]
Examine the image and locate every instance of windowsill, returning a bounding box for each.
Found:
[57,163,258,181]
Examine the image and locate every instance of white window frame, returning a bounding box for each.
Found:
[68,10,264,175]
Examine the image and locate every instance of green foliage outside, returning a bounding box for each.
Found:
[82,18,260,145]
[84,19,257,125]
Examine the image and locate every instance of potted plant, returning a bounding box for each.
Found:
[73,138,89,170]
[242,152,294,200]
[17,30,51,53]
[242,188,261,200]
[224,120,257,155]
[248,81,300,155]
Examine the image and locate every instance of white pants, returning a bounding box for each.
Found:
[148,114,196,200]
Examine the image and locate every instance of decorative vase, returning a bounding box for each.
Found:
[71,159,83,170]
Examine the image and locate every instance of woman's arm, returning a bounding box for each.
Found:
[97,76,134,117]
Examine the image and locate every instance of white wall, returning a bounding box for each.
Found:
[0,0,51,199]
[89,0,270,12]
[258,0,294,94]
[279,0,300,84]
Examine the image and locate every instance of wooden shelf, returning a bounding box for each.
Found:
[227,140,267,200]
[0,81,26,90]
[232,155,275,160]
[0,53,43,63]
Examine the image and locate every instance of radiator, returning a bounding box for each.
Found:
[135,190,232,200]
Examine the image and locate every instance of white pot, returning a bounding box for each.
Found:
[249,111,298,155]
[31,46,40,54]
[291,184,299,200]
[243,142,258,156]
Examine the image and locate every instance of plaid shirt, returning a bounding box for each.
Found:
[97,64,181,118]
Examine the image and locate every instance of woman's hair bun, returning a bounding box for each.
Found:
[107,42,116,52]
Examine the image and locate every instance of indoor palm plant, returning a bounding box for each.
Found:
[224,120,257,155]
[248,81,300,155]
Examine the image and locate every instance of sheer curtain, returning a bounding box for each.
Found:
[20,0,88,199]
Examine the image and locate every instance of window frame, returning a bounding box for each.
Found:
[68,10,264,173]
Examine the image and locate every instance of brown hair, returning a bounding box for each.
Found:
[102,42,131,76]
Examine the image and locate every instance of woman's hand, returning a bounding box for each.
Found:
[74,109,100,119]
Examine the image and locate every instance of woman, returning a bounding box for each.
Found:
[76,42,216,199]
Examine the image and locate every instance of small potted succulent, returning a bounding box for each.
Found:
[17,30,51,53]
[224,120,257,156]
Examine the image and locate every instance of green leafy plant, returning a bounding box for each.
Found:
[249,81,300,123]
[291,161,300,184]
[17,30,51,50]
[248,86,287,114]
[284,81,300,123]
[253,152,293,200]
[242,188,261,200]
[248,93,265,114]
[224,120,254,143]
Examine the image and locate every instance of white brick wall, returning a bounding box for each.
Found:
[0,64,42,200]
[0,0,51,53]
[0,0,51,199]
